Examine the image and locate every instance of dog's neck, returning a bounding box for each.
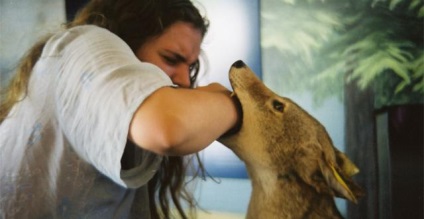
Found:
[245,165,344,219]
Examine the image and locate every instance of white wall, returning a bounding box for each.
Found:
[0,0,65,85]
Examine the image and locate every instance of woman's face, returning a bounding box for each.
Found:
[136,21,203,88]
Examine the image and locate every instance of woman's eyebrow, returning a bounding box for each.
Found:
[163,50,197,66]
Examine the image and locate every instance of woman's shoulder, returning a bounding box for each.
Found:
[43,25,128,57]
[48,25,114,44]
[67,25,116,39]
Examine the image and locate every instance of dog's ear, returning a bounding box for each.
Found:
[319,160,364,203]
[294,147,364,203]
[334,149,359,177]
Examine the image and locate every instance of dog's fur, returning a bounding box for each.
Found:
[219,60,364,219]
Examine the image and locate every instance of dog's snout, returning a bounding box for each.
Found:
[232,60,246,68]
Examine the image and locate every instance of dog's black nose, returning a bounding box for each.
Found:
[232,60,246,68]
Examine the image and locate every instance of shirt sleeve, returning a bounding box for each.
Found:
[49,25,173,188]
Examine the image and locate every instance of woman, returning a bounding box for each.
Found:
[0,0,240,218]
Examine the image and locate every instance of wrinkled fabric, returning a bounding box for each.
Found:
[0,25,173,219]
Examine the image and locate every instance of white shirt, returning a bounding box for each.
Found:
[0,25,173,219]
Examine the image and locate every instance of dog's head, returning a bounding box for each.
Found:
[219,60,364,203]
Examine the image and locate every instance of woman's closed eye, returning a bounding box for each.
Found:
[158,51,199,87]
[162,55,180,66]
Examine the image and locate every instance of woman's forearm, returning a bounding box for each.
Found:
[128,83,239,156]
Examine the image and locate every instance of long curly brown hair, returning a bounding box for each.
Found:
[0,0,209,218]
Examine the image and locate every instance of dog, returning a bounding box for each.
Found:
[219,60,364,219]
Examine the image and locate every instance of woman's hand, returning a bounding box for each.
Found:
[128,83,240,156]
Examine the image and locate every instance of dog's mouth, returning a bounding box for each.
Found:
[228,91,243,135]
[225,60,248,136]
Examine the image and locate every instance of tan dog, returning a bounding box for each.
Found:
[219,60,364,219]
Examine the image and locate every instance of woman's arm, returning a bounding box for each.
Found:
[128,83,239,156]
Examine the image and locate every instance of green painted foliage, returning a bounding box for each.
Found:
[261,0,423,107]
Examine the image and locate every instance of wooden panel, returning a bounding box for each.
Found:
[387,105,423,219]
[345,79,379,219]
[345,77,424,219]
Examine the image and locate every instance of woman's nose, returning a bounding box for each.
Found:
[171,65,191,88]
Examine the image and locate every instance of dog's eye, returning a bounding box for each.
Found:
[273,100,285,112]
